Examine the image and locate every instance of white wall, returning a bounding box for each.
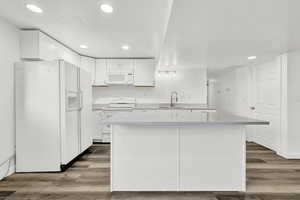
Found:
[93,68,207,104]
[0,18,20,179]
[214,53,300,158]
[207,79,217,107]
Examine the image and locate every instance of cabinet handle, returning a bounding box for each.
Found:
[250,107,256,110]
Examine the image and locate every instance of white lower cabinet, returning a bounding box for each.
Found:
[112,125,178,191]
[179,126,245,191]
[95,111,113,143]
[111,124,246,191]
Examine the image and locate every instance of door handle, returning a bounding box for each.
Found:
[250,107,256,110]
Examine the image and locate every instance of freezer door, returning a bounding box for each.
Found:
[15,61,61,172]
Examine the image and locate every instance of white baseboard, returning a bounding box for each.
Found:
[278,152,300,159]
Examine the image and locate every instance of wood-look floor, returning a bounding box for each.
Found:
[1,142,300,199]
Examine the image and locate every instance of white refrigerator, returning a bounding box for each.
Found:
[15,60,93,172]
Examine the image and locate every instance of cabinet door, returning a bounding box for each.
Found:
[179,126,246,191]
[134,59,155,87]
[20,30,80,66]
[39,32,59,60]
[64,62,78,92]
[107,59,134,73]
[112,126,178,191]
[81,56,96,84]
[57,44,81,66]
[94,59,107,86]
[20,30,58,61]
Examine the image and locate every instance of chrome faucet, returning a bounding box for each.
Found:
[170,91,178,107]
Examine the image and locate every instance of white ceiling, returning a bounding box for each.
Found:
[160,0,300,72]
[0,0,173,58]
[1,0,300,72]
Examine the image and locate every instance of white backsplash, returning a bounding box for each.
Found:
[93,68,207,104]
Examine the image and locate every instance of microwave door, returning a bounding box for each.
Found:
[107,74,126,84]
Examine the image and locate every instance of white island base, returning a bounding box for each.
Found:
[111,125,246,192]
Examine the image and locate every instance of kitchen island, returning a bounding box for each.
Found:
[102,111,269,192]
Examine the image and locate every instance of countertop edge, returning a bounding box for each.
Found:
[101,121,270,126]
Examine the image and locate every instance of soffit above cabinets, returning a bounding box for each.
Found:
[3,0,300,73]
[0,0,173,58]
[159,0,300,73]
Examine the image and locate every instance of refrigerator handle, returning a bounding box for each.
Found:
[79,90,83,111]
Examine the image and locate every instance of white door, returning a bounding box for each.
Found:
[79,69,93,152]
[252,58,281,152]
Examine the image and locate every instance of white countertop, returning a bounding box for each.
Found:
[101,111,269,126]
[93,103,216,111]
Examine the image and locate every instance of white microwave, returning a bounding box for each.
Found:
[106,72,134,85]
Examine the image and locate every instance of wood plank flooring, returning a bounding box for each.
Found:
[1,142,300,199]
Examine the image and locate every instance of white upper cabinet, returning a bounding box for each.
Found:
[134,59,156,87]
[64,62,78,92]
[21,30,57,60]
[106,59,134,85]
[107,59,134,73]
[81,56,96,84]
[94,59,107,86]
[93,58,156,87]
[20,30,80,66]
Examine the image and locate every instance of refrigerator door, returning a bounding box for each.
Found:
[64,111,80,164]
[79,69,93,152]
[15,61,61,172]
[64,61,81,111]
[59,60,80,165]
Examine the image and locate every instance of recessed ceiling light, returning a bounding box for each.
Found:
[26,4,43,13]
[121,45,130,50]
[100,4,113,13]
[80,45,88,49]
[248,56,257,60]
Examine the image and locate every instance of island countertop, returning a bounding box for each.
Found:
[101,111,269,126]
